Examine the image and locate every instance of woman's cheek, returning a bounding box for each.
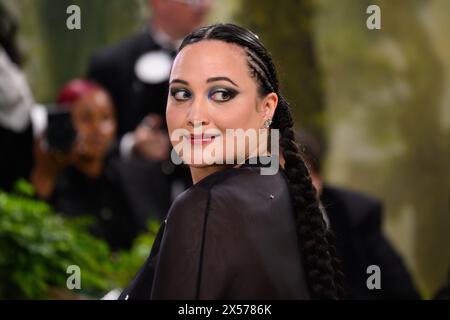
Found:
[211,108,241,131]
[101,121,115,136]
[166,108,175,131]
[166,107,183,143]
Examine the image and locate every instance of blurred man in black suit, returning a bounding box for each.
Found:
[433,267,450,299]
[88,0,211,152]
[87,0,212,218]
[0,3,34,192]
[296,130,420,299]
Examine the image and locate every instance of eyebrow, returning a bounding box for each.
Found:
[170,79,189,85]
[206,77,239,87]
[170,77,239,87]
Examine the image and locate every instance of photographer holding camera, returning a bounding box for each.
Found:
[31,79,150,251]
[87,0,213,213]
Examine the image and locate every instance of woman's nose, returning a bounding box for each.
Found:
[186,98,209,129]
[90,120,101,133]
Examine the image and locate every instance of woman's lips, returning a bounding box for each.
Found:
[188,134,217,145]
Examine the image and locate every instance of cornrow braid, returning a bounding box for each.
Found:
[179,23,344,299]
[244,47,275,93]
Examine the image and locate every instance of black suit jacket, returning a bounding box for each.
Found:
[321,185,420,299]
[0,124,33,192]
[88,30,175,137]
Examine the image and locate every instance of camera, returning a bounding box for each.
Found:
[45,104,76,153]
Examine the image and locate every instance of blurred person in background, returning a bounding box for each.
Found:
[296,129,420,299]
[433,267,450,300]
[30,80,163,251]
[0,1,21,66]
[0,2,35,193]
[87,0,213,216]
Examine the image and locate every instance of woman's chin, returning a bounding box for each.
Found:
[188,163,211,169]
[183,157,227,168]
[186,159,219,168]
[180,153,221,167]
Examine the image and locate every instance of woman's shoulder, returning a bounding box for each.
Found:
[212,166,288,205]
[168,164,290,223]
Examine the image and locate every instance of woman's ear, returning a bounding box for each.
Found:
[261,92,278,121]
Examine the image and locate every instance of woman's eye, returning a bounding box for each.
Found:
[170,88,191,101]
[209,89,237,102]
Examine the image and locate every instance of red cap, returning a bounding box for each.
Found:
[56,79,101,109]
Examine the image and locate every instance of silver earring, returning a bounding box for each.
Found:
[264,119,273,128]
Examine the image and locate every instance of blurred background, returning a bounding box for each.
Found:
[0,0,448,299]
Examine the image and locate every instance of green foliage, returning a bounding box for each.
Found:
[0,181,157,299]
[109,220,160,289]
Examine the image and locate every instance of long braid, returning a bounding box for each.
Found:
[179,23,344,299]
[326,230,346,298]
[273,96,344,299]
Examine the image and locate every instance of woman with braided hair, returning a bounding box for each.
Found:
[119,23,343,300]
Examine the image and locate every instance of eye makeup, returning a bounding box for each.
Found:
[169,87,192,101]
[208,87,239,102]
[169,86,239,103]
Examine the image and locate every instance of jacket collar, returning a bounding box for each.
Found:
[241,155,278,168]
